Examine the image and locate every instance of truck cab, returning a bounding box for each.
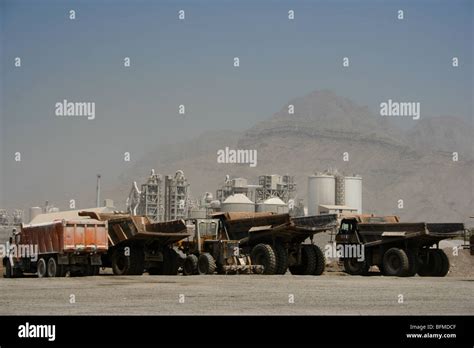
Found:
[181,218,261,275]
[335,218,359,244]
[183,218,222,254]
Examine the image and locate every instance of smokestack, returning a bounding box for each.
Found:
[96,174,101,207]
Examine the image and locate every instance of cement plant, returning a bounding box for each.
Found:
[0,166,472,315]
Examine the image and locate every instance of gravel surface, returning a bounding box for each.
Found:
[0,273,472,315]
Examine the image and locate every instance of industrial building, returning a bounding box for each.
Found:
[127,170,164,222]
[127,170,190,222]
[0,209,24,226]
[308,170,362,215]
[255,174,296,203]
[256,197,289,214]
[216,174,296,204]
[126,170,360,220]
[220,193,255,213]
[164,170,189,221]
[216,177,257,202]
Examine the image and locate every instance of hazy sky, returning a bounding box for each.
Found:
[0,0,472,210]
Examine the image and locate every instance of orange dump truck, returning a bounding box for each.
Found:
[2,219,108,278]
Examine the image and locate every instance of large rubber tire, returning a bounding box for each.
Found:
[418,250,442,276]
[111,248,131,275]
[382,248,409,277]
[405,249,419,277]
[251,244,277,275]
[163,248,179,275]
[311,245,326,276]
[273,243,289,275]
[289,245,317,275]
[433,249,449,277]
[129,250,145,275]
[57,265,67,277]
[47,257,60,277]
[3,258,13,278]
[183,254,199,275]
[343,258,369,275]
[84,263,100,276]
[37,258,47,278]
[111,247,144,275]
[197,253,216,275]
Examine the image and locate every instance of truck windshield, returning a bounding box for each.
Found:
[198,221,218,238]
[340,222,351,234]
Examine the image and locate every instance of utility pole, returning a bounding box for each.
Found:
[96,174,101,207]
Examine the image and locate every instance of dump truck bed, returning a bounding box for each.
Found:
[291,214,338,232]
[357,222,465,247]
[212,212,337,244]
[79,212,191,247]
[19,219,108,254]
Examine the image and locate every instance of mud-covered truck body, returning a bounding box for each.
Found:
[79,212,191,275]
[211,212,337,275]
[179,218,263,275]
[3,219,108,278]
[335,215,465,277]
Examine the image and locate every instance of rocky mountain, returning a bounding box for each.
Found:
[108,90,473,225]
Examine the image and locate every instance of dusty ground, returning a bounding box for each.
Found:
[0,272,472,315]
[1,227,472,315]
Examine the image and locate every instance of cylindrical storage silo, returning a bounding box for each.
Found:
[344,175,362,213]
[308,174,336,215]
[221,194,255,213]
[256,197,289,214]
[29,207,42,223]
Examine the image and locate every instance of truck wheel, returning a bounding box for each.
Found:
[405,249,419,277]
[37,258,48,278]
[289,245,317,275]
[198,253,216,275]
[251,244,277,275]
[433,249,449,277]
[129,250,145,275]
[58,265,67,277]
[273,243,288,275]
[111,249,131,275]
[382,248,409,277]
[311,245,326,276]
[418,250,442,276]
[3,258,13,278]
[47,257,60,277]
[343,258,369,275]
[163,248,179,275]
[183,255,198,276]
